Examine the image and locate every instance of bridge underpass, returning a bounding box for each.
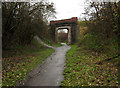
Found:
[50,17,79,44]
[56,26,71,44]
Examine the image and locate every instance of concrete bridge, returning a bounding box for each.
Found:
[50,17,79,44]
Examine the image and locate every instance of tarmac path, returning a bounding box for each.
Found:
[17,36,71,86]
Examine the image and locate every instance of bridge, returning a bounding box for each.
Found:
[50,17,79,44]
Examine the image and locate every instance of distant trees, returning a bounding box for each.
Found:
[2,1,56,49]
[79,1,120,56]
[58,30,68,42]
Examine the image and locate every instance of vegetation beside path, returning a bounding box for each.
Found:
[61,45,119,86]
[2,39,55,87]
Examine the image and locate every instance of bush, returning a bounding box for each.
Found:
[80,33,103,52]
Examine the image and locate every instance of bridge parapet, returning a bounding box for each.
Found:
[50,17,78,25]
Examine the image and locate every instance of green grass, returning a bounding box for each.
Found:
[2,38,55,87]
[3,39,48,58]
[37,37,63,47]
[61,45,119,86]
[52,42,63,47]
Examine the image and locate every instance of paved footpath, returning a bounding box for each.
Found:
[17,36,71,86]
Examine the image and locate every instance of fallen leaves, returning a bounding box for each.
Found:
[2,48,55,86]
[61,45,118,86]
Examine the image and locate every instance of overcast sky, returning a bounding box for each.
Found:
[48,0,87,21]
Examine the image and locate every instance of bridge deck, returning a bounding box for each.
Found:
[50,17,78,25]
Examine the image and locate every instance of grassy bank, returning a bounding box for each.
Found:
[61,45,119,86]
[38,36,62,47]
[52,42,63,47]
[2,39,55,86]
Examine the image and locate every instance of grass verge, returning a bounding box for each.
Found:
[61,45,119,86]
[2,39,55,87]
[52,42,63,47]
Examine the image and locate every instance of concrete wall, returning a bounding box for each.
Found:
[55,26,71,44]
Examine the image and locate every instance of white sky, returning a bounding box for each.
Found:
[58,29,68,33]
[48,0,87,21]
[48,0,120,21]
